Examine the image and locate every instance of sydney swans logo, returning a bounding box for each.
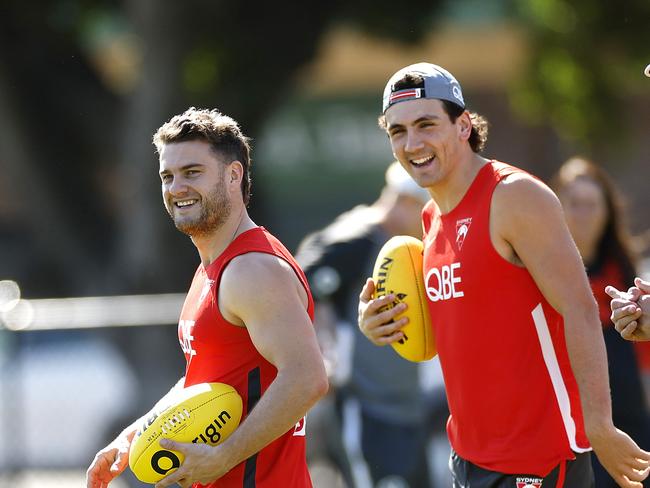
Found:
[455,218,472,250]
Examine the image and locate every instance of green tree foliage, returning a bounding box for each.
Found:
[513,0,650,149]
[0,0,443,296]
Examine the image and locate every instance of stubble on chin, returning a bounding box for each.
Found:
[169,193,231,238]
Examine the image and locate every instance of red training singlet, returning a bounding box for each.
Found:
[178,227,314,488]
[422,161,591,476]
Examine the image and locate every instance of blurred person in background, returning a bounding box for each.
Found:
[552,156,650,487]
[359,62,650,487]
[607,278,650,342]
[296,161,443,488]
[86,107,328,488]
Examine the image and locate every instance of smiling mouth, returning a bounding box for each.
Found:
[410,155,435,167]
[175,199,198,208]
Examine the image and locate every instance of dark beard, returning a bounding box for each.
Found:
[169,184,232,238]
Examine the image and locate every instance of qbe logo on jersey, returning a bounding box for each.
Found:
[516,478,543,488]
[426,263,463,302]
[179,319,197,357]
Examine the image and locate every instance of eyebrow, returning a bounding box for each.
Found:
[159,163,204,176]
[387,114,442,131]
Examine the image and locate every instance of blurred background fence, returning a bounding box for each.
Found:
[0,285,185,487]
[1,0,649,486]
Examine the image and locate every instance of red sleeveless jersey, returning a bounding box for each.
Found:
[422,161,591,476]
[178,227,314,488]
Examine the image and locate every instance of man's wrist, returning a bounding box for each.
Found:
[210,441,240,474]
[584,417,616,445]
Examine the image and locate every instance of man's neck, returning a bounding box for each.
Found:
[429,153,489,214]
[192,205,254,266]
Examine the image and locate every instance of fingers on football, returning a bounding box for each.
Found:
[368,292,397,310]
[153,463,187,488]
[155,470,184,488]
[369,314,408,345]
[359,294,392,329]
[154,471,180,488]
[366,298,404,324]
[159,439,178,451]
[359,278,375,303]
[360,310,404,338]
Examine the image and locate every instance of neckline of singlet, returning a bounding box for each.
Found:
[437,160,495,219]
[200,226,265,273]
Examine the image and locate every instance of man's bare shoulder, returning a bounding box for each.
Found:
[495,171,556,199]
[492,171,562,223]
[488,170,567,262]
[222,252,297,292]
[216,251,307,327]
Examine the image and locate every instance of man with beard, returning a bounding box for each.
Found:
[86,107,328,488]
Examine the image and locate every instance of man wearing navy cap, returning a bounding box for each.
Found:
[358,63,650,487]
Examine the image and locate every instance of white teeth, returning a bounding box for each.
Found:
[412,155,434,165]
[176,199,197,207]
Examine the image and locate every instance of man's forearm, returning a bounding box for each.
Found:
[562,307,614,434]
[213,367,326,470]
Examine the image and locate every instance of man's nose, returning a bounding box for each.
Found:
[404,130,423,153]
[168,176,188,196]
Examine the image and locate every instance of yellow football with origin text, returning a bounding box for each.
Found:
[372,235,436,362]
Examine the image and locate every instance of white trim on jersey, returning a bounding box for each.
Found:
[531,303,591,454]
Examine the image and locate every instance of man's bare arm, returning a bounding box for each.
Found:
[492,176,650,487]
[155,253,328,488]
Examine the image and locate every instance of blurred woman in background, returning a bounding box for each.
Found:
[552,156,650,487]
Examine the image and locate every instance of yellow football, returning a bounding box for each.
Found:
[372,235,436,362]
[129,382,243,484]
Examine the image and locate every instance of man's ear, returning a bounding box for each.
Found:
[458,111,472,141]
[228,160,244,184]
